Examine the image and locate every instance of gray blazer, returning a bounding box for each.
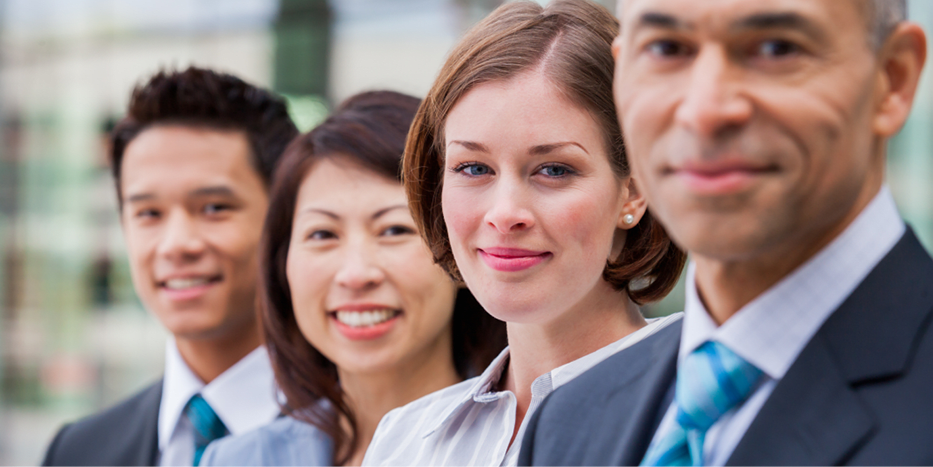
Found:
[42,380,162,466]
[520,228,933,466]
[199,413,333,466]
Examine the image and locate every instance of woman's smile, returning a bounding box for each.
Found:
[478,247,553,272]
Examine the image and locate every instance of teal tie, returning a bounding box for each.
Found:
[641,341,763,466]
[186,394,228,466]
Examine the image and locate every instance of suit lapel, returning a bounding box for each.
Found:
[610,320,681,466]
[726,336,875,465]
[128,380,163,466]
[728,229,933,466]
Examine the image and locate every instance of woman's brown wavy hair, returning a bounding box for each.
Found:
[259,91,507,465]
[404,0,686,304]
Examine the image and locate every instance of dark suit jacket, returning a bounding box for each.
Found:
[520,228,933,466]
[42,379,162,466]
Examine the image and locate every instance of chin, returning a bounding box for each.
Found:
[159,313,228,340]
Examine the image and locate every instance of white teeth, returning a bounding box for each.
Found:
[335,309,398,328]
[164,277,212,290]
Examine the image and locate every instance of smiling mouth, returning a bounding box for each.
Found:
[330,309,401,328]
[159,276,222,290]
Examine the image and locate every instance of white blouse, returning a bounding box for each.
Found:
[362,313,683,466]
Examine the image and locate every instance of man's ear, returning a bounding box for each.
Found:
[617,176,649,230]
[873,22,927,137]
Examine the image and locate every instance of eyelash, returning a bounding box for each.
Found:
[451,162,491,176]
[451,162,576,178]
[381,225,415,237]
[536,163,576,178]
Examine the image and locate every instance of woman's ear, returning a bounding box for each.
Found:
[617,176,648,230]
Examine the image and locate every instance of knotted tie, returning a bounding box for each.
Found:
[641,341,763,466]
[186,394,228,466]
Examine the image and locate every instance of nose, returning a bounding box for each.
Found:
[674,45,753,138]
[484,179,535,234]
[156,210,206,262]
[334,244,386,291]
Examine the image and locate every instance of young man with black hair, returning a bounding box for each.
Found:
[42,67,299,466]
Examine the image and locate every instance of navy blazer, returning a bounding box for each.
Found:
[42,380,162,466]
[520,228,933,466]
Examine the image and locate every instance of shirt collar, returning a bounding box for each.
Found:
[681,186,906,379]
[421,314,684,437]
[158,339,281,448]
[423,347,511,437]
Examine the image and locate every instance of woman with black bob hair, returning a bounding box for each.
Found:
[200,90,507,466]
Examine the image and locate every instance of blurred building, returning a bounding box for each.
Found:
[0,0,929,464]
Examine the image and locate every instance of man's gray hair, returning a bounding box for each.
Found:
[615,0,908,49]
[869,0,908,48]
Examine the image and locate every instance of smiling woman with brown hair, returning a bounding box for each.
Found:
[361,1,686,466]
[199,90,506,466]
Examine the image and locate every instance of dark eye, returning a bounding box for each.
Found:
[309,230,337,240]
[757,39,799,58]
[203,203,232,215]
[135,208,160,220]
[381,225,415,237]
[537,164,574,178]
[454,163,492,176]
[647,39,692,58]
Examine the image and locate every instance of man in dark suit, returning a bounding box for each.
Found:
[520,0,931,465]
[42,67,298,466]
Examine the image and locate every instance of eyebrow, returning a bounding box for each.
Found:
[124,185,238,204]
[448,140,489,152]
[448,140,588,156]
[529,142,589,156]
[125,193,156,204]
[189,186,238,198]
[372,205,408,220]
[633,10,825,39]
[300,204,408,221]
[731,12,825,39]
[636,12,688,31]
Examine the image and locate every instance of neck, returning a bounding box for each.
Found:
[503,280,645,444]
[694,184,882,325]
[339,331,461,466]
[174,320,262,384]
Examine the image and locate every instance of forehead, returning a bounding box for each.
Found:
[618,0,866,35]
[445,72,604,150]
[121,125,261,197]
[296,157,405,212]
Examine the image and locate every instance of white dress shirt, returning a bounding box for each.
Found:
[363,313,683,467]
[650,186,906,466]
[158,339,280,466]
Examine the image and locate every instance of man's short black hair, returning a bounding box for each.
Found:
[110,66,299,203]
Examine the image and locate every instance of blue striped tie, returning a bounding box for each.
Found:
[641,341,762,466]
[186,394,228,466]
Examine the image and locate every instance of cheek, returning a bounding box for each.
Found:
[441,186,484,252]
[556,192,619,258]
[386,242,457,330]
[286,249,331,334]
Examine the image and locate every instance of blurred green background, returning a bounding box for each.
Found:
[0,0,930,464]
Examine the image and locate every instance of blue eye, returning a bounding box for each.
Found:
[454,163,492,176]
[537,164,574,178]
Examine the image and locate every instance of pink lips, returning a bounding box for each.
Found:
[672,161,776,195]
[162,284,213,301]
[479,247,552,272]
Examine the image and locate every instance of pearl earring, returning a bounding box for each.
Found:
[623,214,635,225]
